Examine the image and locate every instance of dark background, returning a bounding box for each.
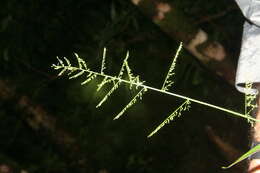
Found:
[0,0,250,172]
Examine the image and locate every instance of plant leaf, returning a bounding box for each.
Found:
[222,144,260,169]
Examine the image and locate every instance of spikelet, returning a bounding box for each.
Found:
[101,47,107,74]
[147,99,191,138]
[118,51,130,78]
[113,87,147,120]
[81,73,97,85]
[75,53,88,69]
[161,42,183,91]
[96,81,121,108]
[244,82,258,126]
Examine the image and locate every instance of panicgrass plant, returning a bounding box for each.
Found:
[52,42,257,139]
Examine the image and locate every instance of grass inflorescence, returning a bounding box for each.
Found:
[52,42,258,138]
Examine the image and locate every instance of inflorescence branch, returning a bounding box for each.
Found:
[52,43,258,138]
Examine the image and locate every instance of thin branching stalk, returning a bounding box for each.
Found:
[148,99,191,138]
[113,87,147,120]
[51,45,260,169]
[52,44,258,138]
[96,81,121,108]
[52,60,258,122]
[101,47,107,74]
[161,42,183,91]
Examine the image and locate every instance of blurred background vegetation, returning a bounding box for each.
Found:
[0,0,250,172]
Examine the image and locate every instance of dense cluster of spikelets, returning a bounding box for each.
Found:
[244,82,258,126]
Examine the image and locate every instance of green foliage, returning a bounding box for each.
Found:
[221,82,259,168]
[222,144,260,169]
[52,43,257,139]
